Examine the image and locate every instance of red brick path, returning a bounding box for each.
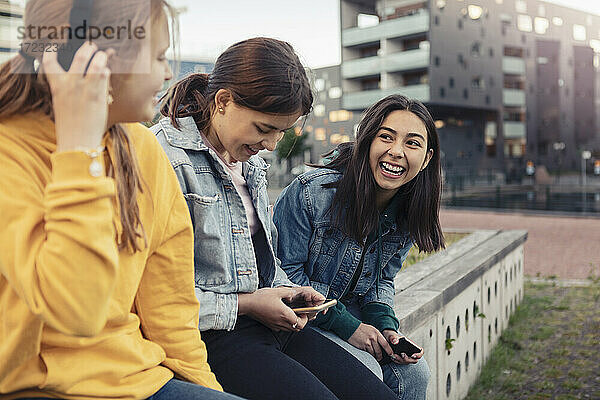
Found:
[440,209,600,279]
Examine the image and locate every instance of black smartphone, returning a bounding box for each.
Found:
[391,336,422,356]
[380,336,423,365]
[57,0,95,71]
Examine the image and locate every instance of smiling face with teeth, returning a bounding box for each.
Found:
[369,110,434,207]
[207,89,302,163]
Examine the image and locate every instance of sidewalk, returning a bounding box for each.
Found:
[440,209,600,280]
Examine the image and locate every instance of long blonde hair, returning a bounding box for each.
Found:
[0,0,178,252]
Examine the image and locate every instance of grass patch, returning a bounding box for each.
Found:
[465,282,600,400]
[403,232,467,267]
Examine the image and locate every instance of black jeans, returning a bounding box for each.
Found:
[201,316,397,400]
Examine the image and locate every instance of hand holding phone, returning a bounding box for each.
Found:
[43,43,113,152]
[289,299,337,315]
[380,330,423,365]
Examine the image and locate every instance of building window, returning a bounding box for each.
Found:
[403,70,428,85]
[515,0,527,13]
[329,110,352,122]
[503,107,525,121]
[534,17,549,34]
[449,77,454,88]
[330,134,350,145]
[504,46,524,58]
[437,0,446,9]
[359,44,380,58]
[314,78,325,92]
[485,95,490,104]
[573,24,586,41]
[314,128,326,141]
[440,87,445,97]
[590,39,600,53]
[472,76,485,90]
[435,15,440,25]
[537,57,548,64]
[471,42,481,57]
[458,19,463,30]
[314,104,325,117]
[489,47,494,57]
[552,17,563,26]
[463,89,469,99]
[328,87,342,99]
[468,5,483,20]
[458,53,464,64]
[360,77,380,91]
[435,56,440,66]
[517,15,532,32]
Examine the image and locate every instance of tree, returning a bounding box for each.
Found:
[275,128,310,173]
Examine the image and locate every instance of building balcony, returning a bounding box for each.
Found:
[503,122,526,138]
[502,57,526,75]
[342,47,429,79]
[342,55,381,79]
[503,89,526,106]
[342,84,430,110]
[342,10,429,48]
[385,47,429,73]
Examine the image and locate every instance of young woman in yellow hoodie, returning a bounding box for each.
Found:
[0,1,241,399]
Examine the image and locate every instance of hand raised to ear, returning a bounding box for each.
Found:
[43,42,114,151]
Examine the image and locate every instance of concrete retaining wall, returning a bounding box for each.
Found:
[395,230,527,399]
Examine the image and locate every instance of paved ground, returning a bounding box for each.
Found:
[440,209,600,280]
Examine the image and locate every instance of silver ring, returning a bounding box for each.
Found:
[292,317,298,329]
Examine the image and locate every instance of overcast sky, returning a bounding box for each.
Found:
[170,0,600,68]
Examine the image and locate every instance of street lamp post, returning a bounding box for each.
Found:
[552,142,565,184]
[582,150,592,186]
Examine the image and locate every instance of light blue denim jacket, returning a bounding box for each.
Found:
[273,168,412,310]
[152,116,294,331]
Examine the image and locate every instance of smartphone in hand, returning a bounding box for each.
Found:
[380,336,423,365]
[284,299,338,315]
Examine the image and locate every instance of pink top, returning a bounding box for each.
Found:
[200,132,260,235]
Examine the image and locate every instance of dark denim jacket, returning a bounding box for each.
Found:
[152,116,293,331]
[273,168,412,309]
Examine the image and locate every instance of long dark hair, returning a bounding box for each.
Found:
[160,37,313,130]
[322,94,444,253]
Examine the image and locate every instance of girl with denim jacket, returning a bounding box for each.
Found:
[153,37,398,400]
[274,95,445,400]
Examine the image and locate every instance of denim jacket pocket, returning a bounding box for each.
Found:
[185,193,233,287]
[316,227,344,256]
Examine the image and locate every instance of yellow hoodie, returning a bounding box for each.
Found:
[0,114,222,399]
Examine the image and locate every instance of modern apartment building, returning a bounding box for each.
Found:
[0,1,23,65]
[308,0,600,179]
